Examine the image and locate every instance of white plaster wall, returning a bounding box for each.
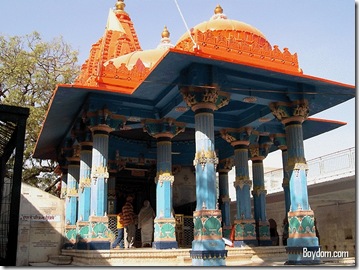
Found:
[16,183,65,266]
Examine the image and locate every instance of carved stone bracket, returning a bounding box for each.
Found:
[234,176,252,189]
[251,186,267,197]
[269,100,309,124]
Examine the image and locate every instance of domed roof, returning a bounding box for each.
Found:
[176,4,271,49]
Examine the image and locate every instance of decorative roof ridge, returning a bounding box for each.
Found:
[175,28,301,74]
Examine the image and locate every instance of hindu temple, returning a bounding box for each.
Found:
[33,0,354,266]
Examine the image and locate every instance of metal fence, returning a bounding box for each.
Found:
[264,147,355,194]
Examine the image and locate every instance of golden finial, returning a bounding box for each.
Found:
[115,0,125,11]
[214,4,223,14]
[161,26,170,38]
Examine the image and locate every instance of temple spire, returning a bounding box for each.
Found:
[115,0,125,11]
[211,4,227,20]
[162,26,170,39]
[214,4,223,14]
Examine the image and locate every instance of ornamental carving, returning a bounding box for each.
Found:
[287,210,316,238]
[181,87,230,111]
[175,29,300,74]
[218,158,234,172]
[233,220,256,240]
[155,173,174,187]
[67,187,78,197]
[193,150,219,170]
[142,118,186,139]
[79,177,91,193]
[270,100,309,124]
[193,210,223,240]
[234,177,252,189]
[91,166,109,179]
[252,186,267,197]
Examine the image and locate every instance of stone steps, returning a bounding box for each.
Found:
[47,255,72,265]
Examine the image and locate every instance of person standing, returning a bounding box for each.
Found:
[122,195,136,248]
[138,200,155,247]
[111,212,124,249]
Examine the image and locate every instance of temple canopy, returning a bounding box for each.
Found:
[34,2,354,162]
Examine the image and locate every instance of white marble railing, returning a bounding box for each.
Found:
[264,147,355,194]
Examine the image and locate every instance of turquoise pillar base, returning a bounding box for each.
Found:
[233,219,258,247]
[190,240,227,266]
[285,236,320,264]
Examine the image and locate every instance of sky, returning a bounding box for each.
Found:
[0,0,356,169]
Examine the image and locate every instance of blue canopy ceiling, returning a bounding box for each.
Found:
[33,50,354,161]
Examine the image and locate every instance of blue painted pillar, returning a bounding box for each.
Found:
[78,141,93,222]
[143,118,185,249]
[274,133,291,236]
[64,144,80,245]
[220,127,257,246]
[182,87,230,266]
[217,158,233,239]
[270,100,320,264]
[86,108,126,250]
[249,135,273,246]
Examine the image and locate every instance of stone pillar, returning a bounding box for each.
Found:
[143,118,185,249]
[217,158,233,239]
[85,109,126,250]
[77,140,93,222]
[273,133,290,245]
[270,100,320,264]
[75,137,93,249]
[182,86,229,266]
[220,127,257,246]
[64,145,80,245]
[249,135,273,246]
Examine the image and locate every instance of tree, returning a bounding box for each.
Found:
[0,31,80,194]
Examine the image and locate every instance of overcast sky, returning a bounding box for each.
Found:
[1,0,355,168]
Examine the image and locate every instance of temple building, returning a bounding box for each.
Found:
[33,0,354,266]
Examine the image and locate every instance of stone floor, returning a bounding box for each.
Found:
[28,247,355,267]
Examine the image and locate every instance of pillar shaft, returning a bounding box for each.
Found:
[64,156,79,246]
[220,128,257,247]
[143,118,185,250]
[181,85,229,266]
[156,138,173,218]
[218,158,233,239]
[252,160,266,222]
[218,172,230,226]
[194,109,217,210]
[90,128,110,217]
[281,148,291,214]
[65,157,80,225]
[234,146,252,220]
[78,142,92,222]
[270,100,320,264]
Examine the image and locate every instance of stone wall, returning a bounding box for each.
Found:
[16,183,65,266]
[172,166,196,207]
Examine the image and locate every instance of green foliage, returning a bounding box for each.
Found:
[0,31,80,193]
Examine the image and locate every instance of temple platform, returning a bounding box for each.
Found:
[30,246,354,267]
